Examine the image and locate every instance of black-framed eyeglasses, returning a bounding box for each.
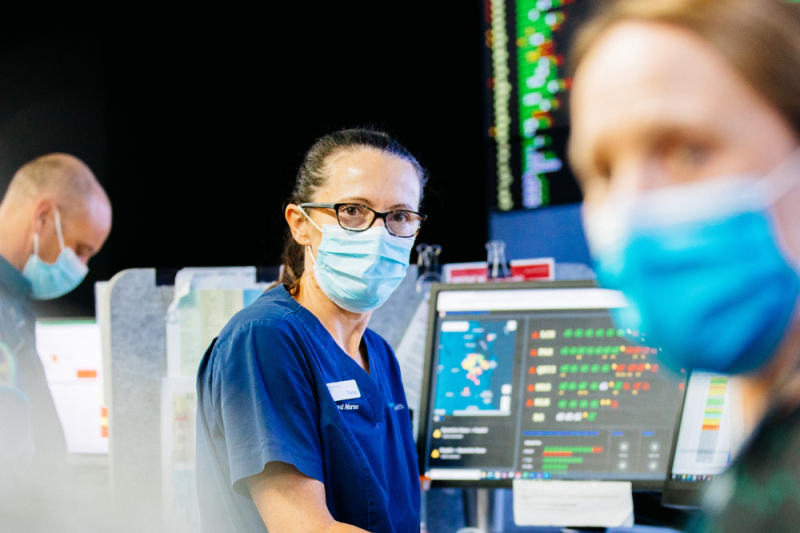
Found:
[300,203,426,238]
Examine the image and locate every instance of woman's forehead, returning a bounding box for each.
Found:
[317,148,421,206]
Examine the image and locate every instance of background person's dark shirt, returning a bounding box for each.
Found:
[692,401,800,533]
[0,254,67,526]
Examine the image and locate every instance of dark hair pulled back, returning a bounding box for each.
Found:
[280,128,428,293]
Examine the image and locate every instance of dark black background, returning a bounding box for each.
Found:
[0,2,491,316]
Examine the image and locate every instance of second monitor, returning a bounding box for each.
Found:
[417,281,686,489]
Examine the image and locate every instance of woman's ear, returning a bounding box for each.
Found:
[285,204,311,247]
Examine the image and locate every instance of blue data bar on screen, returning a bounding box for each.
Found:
[523,431,601,437]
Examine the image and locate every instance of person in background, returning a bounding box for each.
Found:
[568,0,800,530]
[196,129,426,533]
[0,153,112,529]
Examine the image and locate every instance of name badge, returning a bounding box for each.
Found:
[327,379,361,402]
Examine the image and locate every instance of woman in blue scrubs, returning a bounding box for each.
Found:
[196,129,427,533]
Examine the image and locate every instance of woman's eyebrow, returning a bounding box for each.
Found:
[338,198,416,211]
[338,197,373,206]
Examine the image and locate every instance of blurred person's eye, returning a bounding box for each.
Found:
[661,139,713,181]
[674,143,708,167]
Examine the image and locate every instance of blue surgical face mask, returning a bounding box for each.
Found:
[301,210,414,313]
[22,209,89,300]
[583,153,800,375]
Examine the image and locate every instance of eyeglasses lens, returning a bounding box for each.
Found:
[386,211,422,237]
[336,205,421,237]
[336,205,372,230]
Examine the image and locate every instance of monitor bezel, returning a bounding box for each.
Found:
[35,317,97,324]
[416,280,674,491]
[661,372,715,509]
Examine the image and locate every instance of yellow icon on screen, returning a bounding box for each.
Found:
[431,449,440,459]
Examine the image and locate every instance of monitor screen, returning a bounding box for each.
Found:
[662,372,745,508]
[417,281,686,489]
[35,319,108,455]
[484,0,594,211]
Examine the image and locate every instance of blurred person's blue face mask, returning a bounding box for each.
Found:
[583,152,800,375]
[301,210,414,313]
[22,209,89,300]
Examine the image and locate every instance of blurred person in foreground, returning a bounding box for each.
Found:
[569,0,800,530]
[0,154,112,531]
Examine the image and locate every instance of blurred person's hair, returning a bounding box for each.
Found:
[570,0,800,136]
[279,128,427,294]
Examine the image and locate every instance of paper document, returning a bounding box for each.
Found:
[36,320,108,454]
[513,479,634,528]
[165,267,273,377]
[161,377,200,533]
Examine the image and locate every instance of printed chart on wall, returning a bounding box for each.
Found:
[161,377,200,533]
[165,267,272,378]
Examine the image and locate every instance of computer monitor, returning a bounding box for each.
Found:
[417,281,686,490]
[35,318,107,455]
[662,372,745,508]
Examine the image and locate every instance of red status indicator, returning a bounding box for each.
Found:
[617,363,659,373]
[542,446,604,458]
[543,451,572,457]
[623,346,658,355]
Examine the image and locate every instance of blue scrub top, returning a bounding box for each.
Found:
[196,285,420,533]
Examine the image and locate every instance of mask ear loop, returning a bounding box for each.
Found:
[755,149,800,414]
[299,206,322,266]
[299,206,324,233]
[763,148,800,204]
[54,208,66,251]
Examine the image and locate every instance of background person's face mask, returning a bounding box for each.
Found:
[302,210,414,313]
[583,153,800,374]
[22,209,89,300]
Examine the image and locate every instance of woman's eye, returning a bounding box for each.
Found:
[391,212,410,223]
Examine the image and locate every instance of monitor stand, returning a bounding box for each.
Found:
[461,488,496,532]
[461,488,609,533]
